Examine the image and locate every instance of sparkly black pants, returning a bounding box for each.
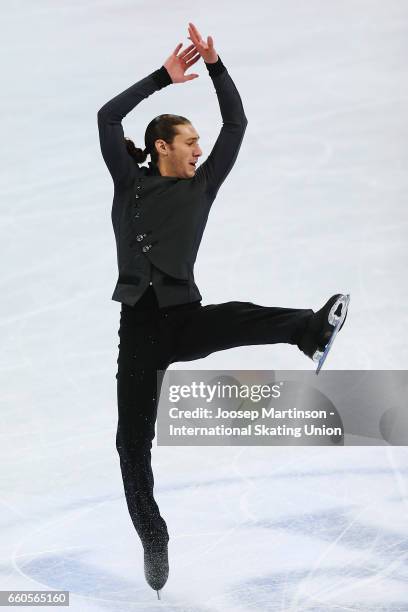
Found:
[116,286,313,549]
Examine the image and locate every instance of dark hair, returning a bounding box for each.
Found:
[125,113,191,166]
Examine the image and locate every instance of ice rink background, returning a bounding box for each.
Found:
[1,0,408,610]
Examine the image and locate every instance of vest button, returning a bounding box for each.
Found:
[142,244,152,252]
[136,233,146,241]
[134,211,140,218]
[135,194,140,199]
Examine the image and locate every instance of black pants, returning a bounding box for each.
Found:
[116,286,313,549]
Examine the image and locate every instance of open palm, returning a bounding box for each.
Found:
[187,22,218,64]
[164,43,201,84]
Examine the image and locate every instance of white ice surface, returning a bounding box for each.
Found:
[1,1,408,610]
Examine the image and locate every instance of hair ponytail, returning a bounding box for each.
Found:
[125,114,191,167]
[125,137,149,164]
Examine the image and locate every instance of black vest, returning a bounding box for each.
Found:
[97,57,248,308]
[111,163,210,306]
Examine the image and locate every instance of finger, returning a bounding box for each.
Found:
[186,53,201,66]
[188,34,203,52]
[172,42,183,55]
[183,45,197,57]
[190,23,204,45]
[207,35,214,49]
[180,43,195,56]
[188,23,201,44]
[189,22,201,38]
[184,73,199,81]
[184,47,199,62]
[187,31,199,46]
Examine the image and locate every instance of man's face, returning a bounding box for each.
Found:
[156,123,203,179]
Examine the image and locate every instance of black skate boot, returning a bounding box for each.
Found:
[298,294,350,374]
[143,539,169,599]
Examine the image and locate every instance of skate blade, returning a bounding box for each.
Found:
[315,294,350,375]
[157,589,161,600]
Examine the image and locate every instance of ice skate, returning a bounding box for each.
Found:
[298,294,350,374]
[144,540,169,597]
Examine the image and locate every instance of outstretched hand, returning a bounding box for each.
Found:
[164,43,201,84]
[187,22,218,64]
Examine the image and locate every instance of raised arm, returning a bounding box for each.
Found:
[97,42,201,186]
[97,69,171,186]
[198,57,248,196]
[187,23,248,197]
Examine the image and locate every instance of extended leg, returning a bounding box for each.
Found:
[171,298,314,362]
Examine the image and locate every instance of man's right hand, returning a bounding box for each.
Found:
[163,43,201,84]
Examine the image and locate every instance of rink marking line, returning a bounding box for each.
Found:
[307,546,408,609]
[231,446,337,522]
[230,447,357,612]
[287,501,372,611]
[287,501,408,610]
[10,497,120,593]
[8,501,205,608]
[9,485,236,601]
[204,446,339,612]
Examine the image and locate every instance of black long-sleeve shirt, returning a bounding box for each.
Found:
[97,56,247,308]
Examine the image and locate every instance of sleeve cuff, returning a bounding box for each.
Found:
[152,65,173,89]
[204,56,226,78]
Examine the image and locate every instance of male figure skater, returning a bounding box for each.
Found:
[97,22,349,598]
